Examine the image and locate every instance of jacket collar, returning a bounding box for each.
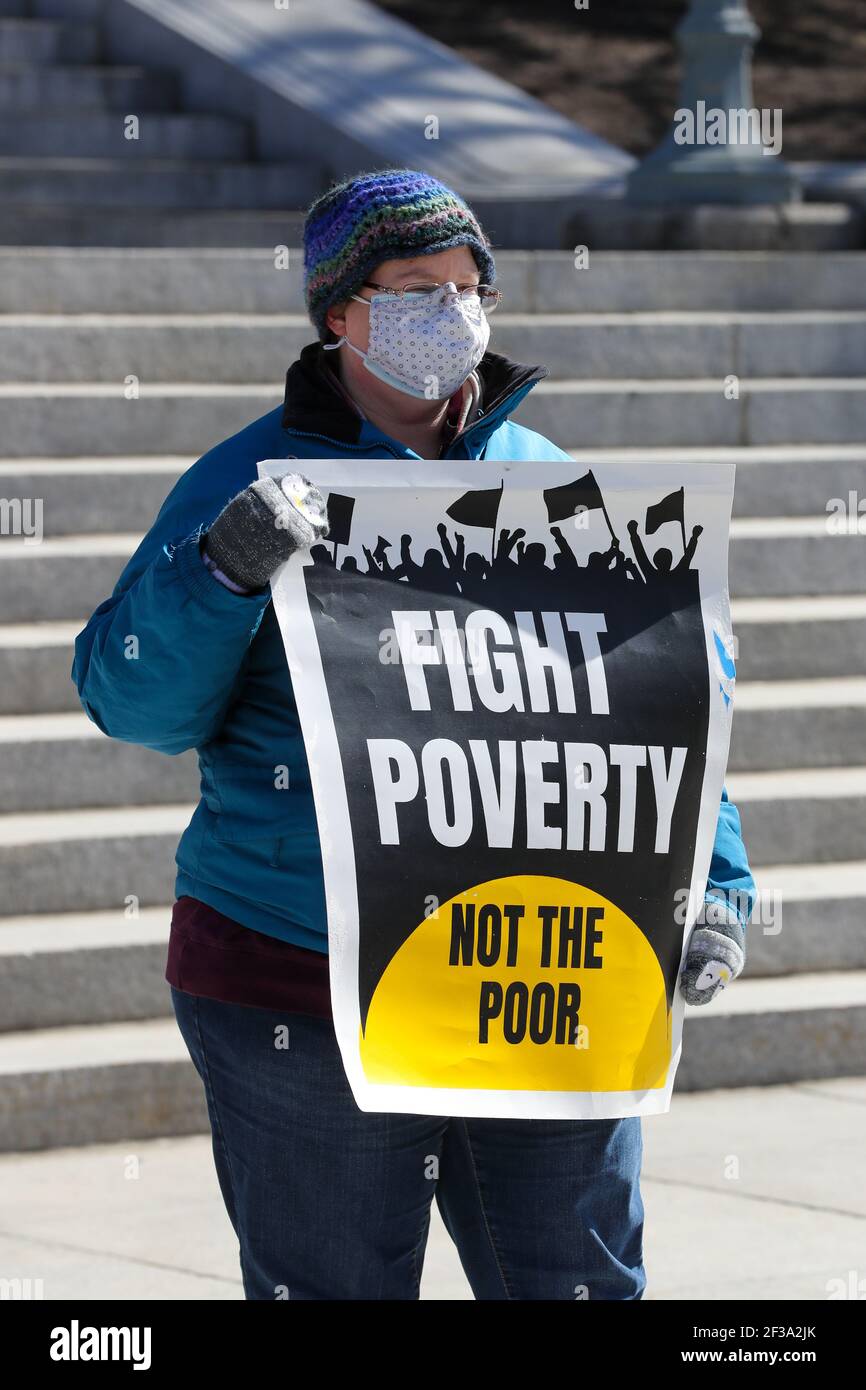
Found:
[281,340,549,449]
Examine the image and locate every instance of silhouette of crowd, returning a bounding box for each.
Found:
[310,512,703,601]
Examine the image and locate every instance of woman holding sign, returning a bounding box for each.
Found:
[73,168,755,1300]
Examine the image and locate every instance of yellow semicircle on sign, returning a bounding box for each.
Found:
[360,875,671,1092]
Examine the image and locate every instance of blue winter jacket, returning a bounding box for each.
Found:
[72,342,756,952]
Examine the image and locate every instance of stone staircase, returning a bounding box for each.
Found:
[0,3,865,1152]
[2,245,866,1150]
[0,0,323,245]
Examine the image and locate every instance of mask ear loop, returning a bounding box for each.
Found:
[322,291,374,352]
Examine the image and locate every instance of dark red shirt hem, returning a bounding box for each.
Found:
[165,895,333,1019]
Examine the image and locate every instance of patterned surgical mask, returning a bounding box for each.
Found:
[323,281,490,400]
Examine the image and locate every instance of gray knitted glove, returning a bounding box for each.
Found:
[204,473,329,590]
[679,895,746,1006]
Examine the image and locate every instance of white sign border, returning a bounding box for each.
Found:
[262,458,736,1119]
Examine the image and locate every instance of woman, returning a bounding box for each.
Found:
[73,168,755,1300]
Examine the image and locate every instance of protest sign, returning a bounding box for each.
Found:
[263,459,736,1119]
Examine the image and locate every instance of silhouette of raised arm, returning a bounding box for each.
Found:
[437,523,465,572]
[494,527,525,565]
[627,519,653,579]
[675,524,703,572]
[623,556,645,584]
[550,524,579,569]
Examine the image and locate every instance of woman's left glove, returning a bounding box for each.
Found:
[204,472,329,591]
[679,895,746,1005]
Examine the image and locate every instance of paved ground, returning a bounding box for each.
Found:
[1,1077,863,1301]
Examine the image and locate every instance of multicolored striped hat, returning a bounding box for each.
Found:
[303,167,496,341]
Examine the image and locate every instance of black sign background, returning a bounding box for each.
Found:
[305,556,709,1032]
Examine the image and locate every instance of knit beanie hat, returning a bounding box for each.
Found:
[303,167,496,342]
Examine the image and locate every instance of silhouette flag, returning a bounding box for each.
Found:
[645,487,685,535]
[543,470,605,524]
[445,481,504,528]
[326,492,355,547]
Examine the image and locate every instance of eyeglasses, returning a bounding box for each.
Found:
[356,280,502,312]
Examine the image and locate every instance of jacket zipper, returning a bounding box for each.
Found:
[284,371,542,460]
[284,428,406,459]
[287,425,478,462]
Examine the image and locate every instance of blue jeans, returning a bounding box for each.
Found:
[170,986,646,1300]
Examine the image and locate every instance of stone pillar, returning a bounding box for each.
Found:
[627,0,800,204]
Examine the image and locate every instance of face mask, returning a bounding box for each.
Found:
[323,281,490,400]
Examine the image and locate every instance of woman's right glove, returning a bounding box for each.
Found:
[678,894,746,1006]
[204,472,329,590]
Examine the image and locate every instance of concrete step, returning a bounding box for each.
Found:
[0,64,178,112]
[1,450,864,537]
[0,620,82,713]
[537,252,866,314]
[3,311,866,382]
[731,594,866,681]
[521,378,866,449]
[0,314,311,383]
[0,680,861,816]
[2,250,866,313]
[0,458,184,535]
[3,379,866,454]
[729,766,866,865]
[728,517,866,598]
[0,206,307,246]
[0,248,306,312]
[0,713,199,812]
[0,803,192,914]
[2,520,862,623]
[0,384,278,457]
[0,157,323,208]
[676,969,866,1092]
[0,18,99,63]
[0,906,172,1031]
[1,972,864,1150]
[729,678,866,771]
[499,312,866,380]
[0,112,251,159]
[743,861,866,978]
[0,533,146,621]
[0,1015,206,1152]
